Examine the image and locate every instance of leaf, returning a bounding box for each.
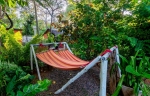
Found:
[16,91,24,96]
[37,79,52,91]
[7,0,16,7]
[142,73,150,79]
[133,82,138,96]
[146,5,150,11]
[130,56,136,68]
[112,75,125,96]
[127,36,138,47]
[0,0,6,5]
[89,36,99,40]
[6,75,16,94]
[10,91,15,96]
[23,79,51,96]
[135,41,144,51]
[110,35,116,40]
[119,54,128,64]
[125,65,141,76]
[23,85,28,92]
[17,74,31,82]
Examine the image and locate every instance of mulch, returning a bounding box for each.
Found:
[34,65,100,96]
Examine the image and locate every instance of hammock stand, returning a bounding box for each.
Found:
[30,42,121,96]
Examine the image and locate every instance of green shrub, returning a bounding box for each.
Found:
[60,0,150,60]
[0,26,43,66]
[119,50,150,96]
[16,79,51,96]
[0,61,51,96]
[22,15,34,35]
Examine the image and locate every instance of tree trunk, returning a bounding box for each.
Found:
[33,0,39,34]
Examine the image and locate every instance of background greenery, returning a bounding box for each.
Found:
[0,0,150,96]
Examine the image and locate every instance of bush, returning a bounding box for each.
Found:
[0,61,51,96]
[0,25,43,66]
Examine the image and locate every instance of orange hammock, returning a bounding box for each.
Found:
[36,50,89,70]
[31,43,120,96]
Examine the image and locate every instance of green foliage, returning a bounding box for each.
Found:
[0,61,51,96]
[23,15,35,35]
[0,0,27,7]
[0,26,43,66]
[42,33,55,43]
[16,79,51,96]
[112,75,125,96]
[62,1,126,60]
[0,25,51,96]
[59,0,150,61]
[126,1,150,40]
[120,50,150,96]
[126,36,150,56]
[0,28,23,62]
[140,81,150,96]
[0,61,34,95]
[20,35,43,66]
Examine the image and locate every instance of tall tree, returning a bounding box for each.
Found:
[18,1,49,33]
[36,0,66,26]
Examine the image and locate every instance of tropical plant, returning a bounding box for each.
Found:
[0,61,51,96]
[16,79,51,96]
[119,50,150,96]
[112,75,125,96]
[127,36,150,56]
[0,61,33,95]
[140,81,150,96]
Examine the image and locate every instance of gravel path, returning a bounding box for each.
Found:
[35,65,100,96]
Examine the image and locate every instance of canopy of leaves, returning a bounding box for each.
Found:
[0,0,27,7]
[60,0,150,60]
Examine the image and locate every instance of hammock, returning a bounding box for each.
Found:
[36,50,89,70]
[30,42,121,96]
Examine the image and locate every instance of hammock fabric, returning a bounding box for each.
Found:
[36,50,89,70]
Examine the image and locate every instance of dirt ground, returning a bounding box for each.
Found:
[32,65,150,96]
[34,65,100,96]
